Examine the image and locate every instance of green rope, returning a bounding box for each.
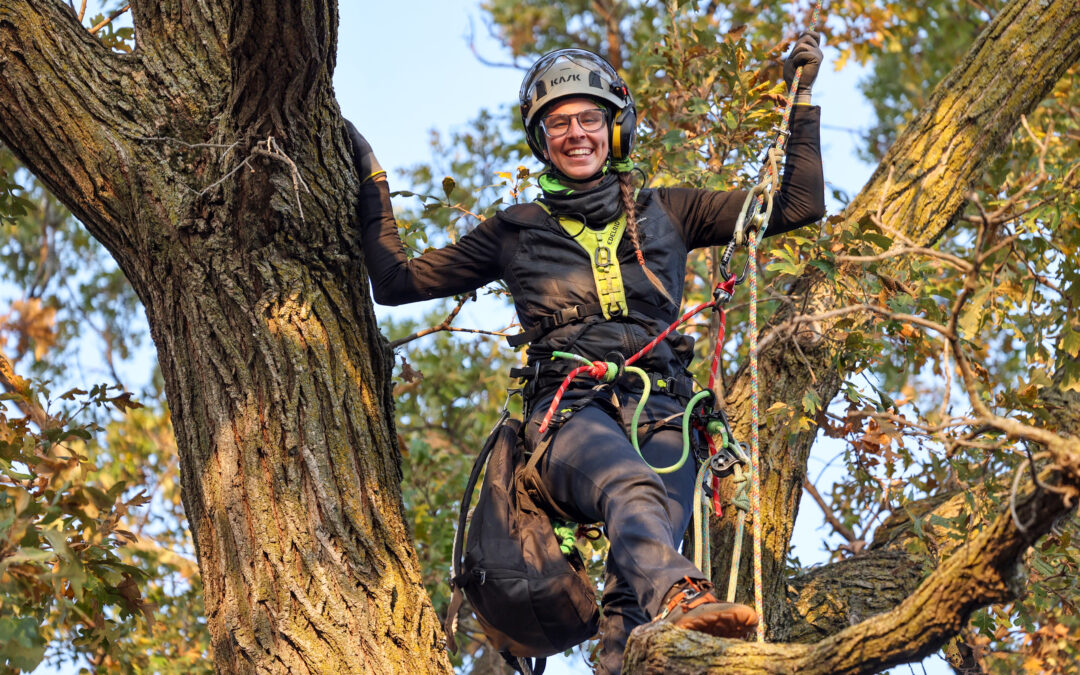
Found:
[726,463,750,604]
[552,520,578,557]
[692,458,713,576]
[626,366,690,474]
[548,352,690,474]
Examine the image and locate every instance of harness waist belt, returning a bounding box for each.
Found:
[630,371,695,400]
[514,362,696,401]
[506,299,672,347]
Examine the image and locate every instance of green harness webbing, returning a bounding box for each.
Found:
[556,214,629,320]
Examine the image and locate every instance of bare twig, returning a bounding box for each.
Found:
[757,303,956,354]
[836,247,973,273]
[387,293,514,348]
[937,339,953,421]
[128,134,241,153]
[592,0,624,69]
[254,136,311,222]
[187,156,254,197]
[465,16,527,70]
[62,280,126,388]
[803,478,858,544]
[89,3,130,35]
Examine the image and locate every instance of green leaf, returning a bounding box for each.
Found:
[660,130,684,150]
[958,285,992,338]
[3,546,54,567]
[1062,323,1080,358]
[861,232,894,250]
[801,390,822,415]
[808,259,835,278]
[85,485,116,510]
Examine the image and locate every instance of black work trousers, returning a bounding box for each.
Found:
[525,387,704,675]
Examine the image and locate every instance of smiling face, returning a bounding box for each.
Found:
[542,97,610,186]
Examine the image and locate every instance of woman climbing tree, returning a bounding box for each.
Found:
[351,36,825,674]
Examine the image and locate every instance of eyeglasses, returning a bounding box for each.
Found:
[539,109,608,138]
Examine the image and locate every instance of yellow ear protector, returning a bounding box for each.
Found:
[609,105,637,162]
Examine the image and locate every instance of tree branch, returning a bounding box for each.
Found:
[0,0,144,239]
[802,478,858,545]
[842,0,1080,246]
[88,2,129,35]
[627,473,1076,674]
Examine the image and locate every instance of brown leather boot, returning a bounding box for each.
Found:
[654,576,758,639]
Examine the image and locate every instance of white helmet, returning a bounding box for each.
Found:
[518,49,636,165]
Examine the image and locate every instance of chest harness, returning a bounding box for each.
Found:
[560,214,629,319]
[505,209,673,349]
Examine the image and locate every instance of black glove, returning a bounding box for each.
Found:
[344,119,385,183]
[783,31,823,104]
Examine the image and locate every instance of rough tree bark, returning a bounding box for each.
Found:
[0,1,449,673]
[630,0,1080,670]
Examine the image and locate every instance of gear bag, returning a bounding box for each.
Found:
[443,416,600,666]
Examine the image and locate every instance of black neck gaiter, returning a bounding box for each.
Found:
[538,173,623,228]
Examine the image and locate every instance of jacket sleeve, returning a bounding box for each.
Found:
[358,178,504,305]
[659,105,826,250]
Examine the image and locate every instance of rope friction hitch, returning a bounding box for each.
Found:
[691,393,746,480]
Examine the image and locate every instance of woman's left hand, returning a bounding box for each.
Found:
[783,31,823,102]
[344,119,385,183]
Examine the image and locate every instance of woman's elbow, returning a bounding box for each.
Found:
[806,198,826,225]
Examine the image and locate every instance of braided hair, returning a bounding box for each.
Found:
[617,171,677,308]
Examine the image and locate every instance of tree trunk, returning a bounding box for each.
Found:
[0,0,451,672]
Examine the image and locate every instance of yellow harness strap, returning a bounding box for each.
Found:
[558,215,628,320]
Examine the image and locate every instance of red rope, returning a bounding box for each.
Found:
[538,365,590,433]
[625,300,713,366]
[706,296,732,514]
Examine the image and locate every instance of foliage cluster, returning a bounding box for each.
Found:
[390,1,1079,672]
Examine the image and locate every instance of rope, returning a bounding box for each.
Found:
[706,275,737,515]
[726,463,750,603]
[692,459,713,576]
[737,1,824,641]
[748,229,764,641]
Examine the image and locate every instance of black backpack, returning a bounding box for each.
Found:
[443,415,600,672]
